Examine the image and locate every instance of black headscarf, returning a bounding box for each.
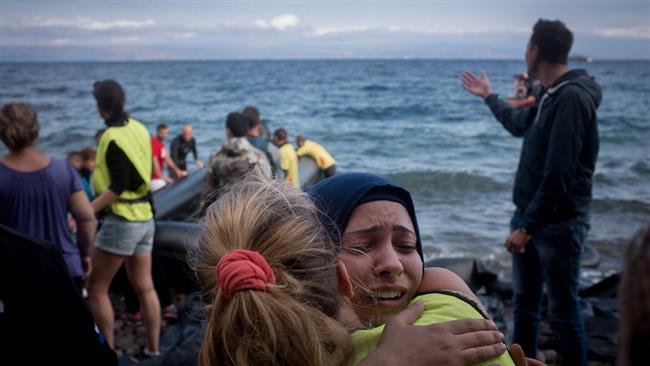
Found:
[307,172,423,261]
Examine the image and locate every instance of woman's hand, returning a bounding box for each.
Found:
[360,301,507,366]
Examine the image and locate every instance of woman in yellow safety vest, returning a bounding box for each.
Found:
[87,80,161,359]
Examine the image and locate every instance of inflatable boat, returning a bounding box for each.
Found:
[153,156,322,221]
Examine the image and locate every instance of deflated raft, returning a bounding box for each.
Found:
[152,156,321,221]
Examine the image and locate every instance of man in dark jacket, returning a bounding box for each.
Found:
[170,124,203,179]
[461,19,601,366]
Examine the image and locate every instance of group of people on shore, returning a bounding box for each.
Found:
[1,18,647,366]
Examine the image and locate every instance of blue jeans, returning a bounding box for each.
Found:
[511,212,589,366]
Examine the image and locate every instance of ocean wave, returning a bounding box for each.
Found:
[631,161,650,176]
[32,86,71,94]
[591,198,650,214]
[332,104,433,120]
[384,170,510,194]
[361,84,390,92]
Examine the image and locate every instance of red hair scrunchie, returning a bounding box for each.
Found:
[216,249,276,298]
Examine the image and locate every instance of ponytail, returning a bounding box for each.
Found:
[192,173,350,366]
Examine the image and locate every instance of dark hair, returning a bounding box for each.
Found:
[0,103,40,152]
[79,147,96,162]
[156,123,168,131]
[242,106,260,128]
[67,151,81,160]
[273,128,288,141]
[93,80,125,117]
[530,19,573,64]
[225,112,250,138]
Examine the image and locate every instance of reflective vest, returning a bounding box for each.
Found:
[296,140,336,170]
[92,118,153,221]
[279,143,300,188]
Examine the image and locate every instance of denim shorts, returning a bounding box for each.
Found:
[95,214,155,256]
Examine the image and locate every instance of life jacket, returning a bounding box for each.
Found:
[279,143,300,188]
[93,118,153,221]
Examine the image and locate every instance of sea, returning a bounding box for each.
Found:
[1,59,649,281]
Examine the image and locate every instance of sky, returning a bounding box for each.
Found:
[1,0,649,61]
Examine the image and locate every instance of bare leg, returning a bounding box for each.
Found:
[87,248,125,349]
[125,251,161,352]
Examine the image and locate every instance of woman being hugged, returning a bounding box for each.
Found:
[193,174,351,366]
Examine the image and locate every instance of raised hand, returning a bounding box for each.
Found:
[461,70,493,99]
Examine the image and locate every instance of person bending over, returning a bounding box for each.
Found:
[296,134,337,178]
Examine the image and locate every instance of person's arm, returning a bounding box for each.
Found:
[69,190,97,277]
[358,301,506,366]
[191,138,198,161]
[164,155,187,178]
[91,141,126,213]
[519,90,588,233]
[462,70,534,137]
[191,138,203,167]
[507,95,537,109]
[279,148,290,178]
[170,137,180,164]
[152,155,163,179]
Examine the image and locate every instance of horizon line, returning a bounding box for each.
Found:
[2,56,649,64]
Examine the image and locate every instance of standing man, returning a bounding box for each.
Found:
[272,128,300,188]
[244,108,277,173]
[242,105,271,143]
[151,123,186,191]
[170,124,203,179]
[296,135,337,178]
[462,19,601,366]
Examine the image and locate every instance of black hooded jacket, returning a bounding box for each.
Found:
[485,69,602,232]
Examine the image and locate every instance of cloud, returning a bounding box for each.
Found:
[14,16,156,30]
[313,26,369,36]
[51,38,71,46]
[254,14,300,31]
[592,26,650,40]
[170,32,195,39]
[110,36,141,44]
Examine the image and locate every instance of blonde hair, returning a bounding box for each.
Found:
[192,173,351,366]
[0,103,39,152]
